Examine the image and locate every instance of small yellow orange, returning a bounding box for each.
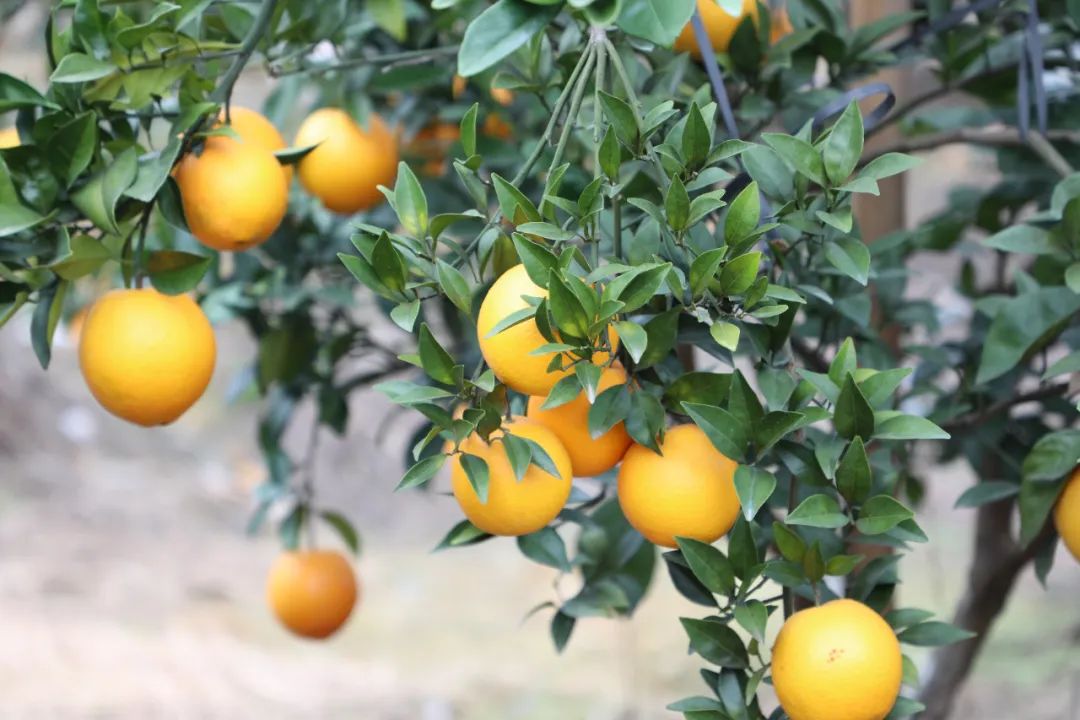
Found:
[450,417,573,536]
[223,106,292,184]
[266,549,359,639]
[617,423,740,547]
[527,365,632,477]
[1053,466,1080,562]
[174,137,288,251]
[0,127,19,149]
[674,0,759,58]
[771,599,903,720]
[78,288,216,426]
[294,108,398,214]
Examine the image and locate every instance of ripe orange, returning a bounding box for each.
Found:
[79,288,216,426]
[674,0,758,58]
[771,599,903,720]
[174,136,288,251]
[1053,466,1080,562]
[405,121,460,176]
[0,127,19,148]
[294,108,398,214]
[450,417,573,536]
[266,549,359,639]
[223,106,292,184]
[452,75,515,106]
[527,365,632,477]
[617,424,740,547]
[482,113,513,140]
[770,7,794,44]
[476,264,615,397]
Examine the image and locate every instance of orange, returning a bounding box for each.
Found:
[294,108,398,214]
[527,365,632,477]
[476,264,616,397]
[482,113,513,140]
[223,106,292,184]
[266,549,359,639]
[174,136,288,251]
[770,7,794,44]
[405,121,460,176]
[617,423,739,547]
[78,288,216,426]
[0,127,19,148]
[771,599,903,720]
[452,75,515,106]
[450,417,573,536]
[674,0,758,58]
[1053,466,1080,562]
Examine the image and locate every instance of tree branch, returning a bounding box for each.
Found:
[941,383,1070,433]
[790,335,829,374]
[210,0,280,120]
[269,45,460,78]
[860,127,1080,166]
[918,497,1056,720]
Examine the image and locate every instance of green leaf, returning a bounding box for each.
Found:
[762,133,826,186]
[825,554,862,576]
[689,247,726,297]
[598,91,640,150]
[517,527,570,571]
[854,152,922,183]
[71,147,138,234]
[458,0,560,77]
[49,232,111,280]
[624,390,666,453]
[613,320,647,363]
[551,610,575,652]
[0,73,57,112]
[733,600,768,642]
[823,101,864,185]
[512,234,558,286]
[679,618,749,669]
[828,337,857,387]
[396,454,447,491]
[683,403,747,462]
[598,125,621,182]
[675,538,736,596]
[681,103,710,171]
[607,263,670,313]
[460,103,478,158]
[710,320,740,352]
[954,481,1019,509]
[859,367,912,406]
[30,279,66,369]
[436,259,472,314]
[855,495,914,535]
[733,466,776,521]
[147,251,212,295]
[49,52,115,83]
[547,271,591,339]
[1019,476,1063,546]
[460,453,490,503]
[724,181,760,246]
[835,437,871,505]
[983,225,1058,255]
[898,621,975,647]
[1022,429,1080,482]
[47,112,97,188]
[1044,349,1080,380]
[320,511,362,555]
[817,208,853,233]
[371,232,408,296]
[772,522,806,563]
[617,0,696,46]
[367,0,406,39]
[755,410,806,454]
[434,519,492,551]
[492,173,540,224]
[391,162,428,237]
[665,174,690,231]
[873,414,949,441]
[824,238,870,285]
[418,323,459,386]
[976,287,1080,384]
[718,252,762,295]
[834,375,875,440]
[786,494,848,529]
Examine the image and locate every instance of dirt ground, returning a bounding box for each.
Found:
[1,3,1079,718]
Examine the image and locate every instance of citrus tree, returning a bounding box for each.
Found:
[1,0,1078,718]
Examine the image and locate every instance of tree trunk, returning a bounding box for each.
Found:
[917,497,1052,719]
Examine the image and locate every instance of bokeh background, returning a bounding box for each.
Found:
[1,2,1078,718]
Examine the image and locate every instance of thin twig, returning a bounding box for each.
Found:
[210,0,280,120]
[942,383,1070,432]
[860,127,1080,166]
[270,45,459,77]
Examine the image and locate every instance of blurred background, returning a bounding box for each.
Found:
[1,1,1078,718]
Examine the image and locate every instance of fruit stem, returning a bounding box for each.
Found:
[132,202,154,289]
[612,192,622,261]
[549,45,597,174]
[211,0,280,122]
